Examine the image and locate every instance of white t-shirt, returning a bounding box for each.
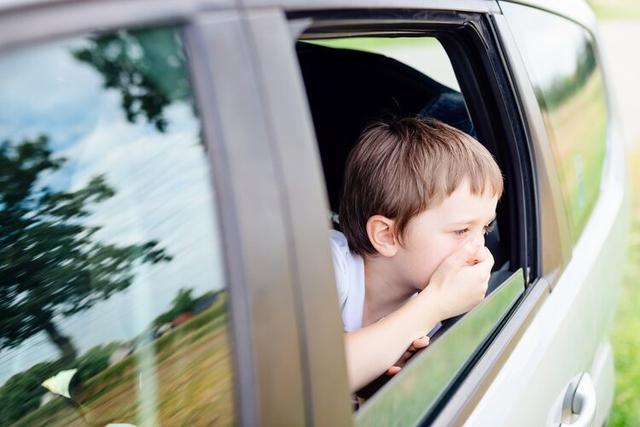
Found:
[329,230,365,332]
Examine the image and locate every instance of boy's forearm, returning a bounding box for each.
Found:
[345,294,441,391]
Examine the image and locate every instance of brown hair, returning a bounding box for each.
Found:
[339,117,503,256]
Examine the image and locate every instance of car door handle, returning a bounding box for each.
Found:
[559,373,597,427]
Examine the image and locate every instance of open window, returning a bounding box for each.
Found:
[290,9,537,423]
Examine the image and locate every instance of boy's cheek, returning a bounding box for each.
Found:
[435,237,464,265]
[424,241,456,277]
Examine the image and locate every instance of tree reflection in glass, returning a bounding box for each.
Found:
[0,26,234,426]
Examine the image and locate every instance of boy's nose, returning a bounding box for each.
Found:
[471,232,485,248]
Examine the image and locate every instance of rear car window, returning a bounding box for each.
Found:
[0,26,235,426]
[503,3,609,241]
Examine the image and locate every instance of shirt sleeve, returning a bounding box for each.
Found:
[329,230,349,308]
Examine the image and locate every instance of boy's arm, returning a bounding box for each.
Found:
[344,292,442,390]
[344,241,493,391]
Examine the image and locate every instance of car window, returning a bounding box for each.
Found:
[0,26,235,426]
[294,30,523,417]
[503,3,608,241]
[295,36,478,221]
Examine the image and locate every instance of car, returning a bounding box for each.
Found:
[0,0,630,426]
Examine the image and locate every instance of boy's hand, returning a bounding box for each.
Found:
[424,238,494,320]
[386,336,430,376]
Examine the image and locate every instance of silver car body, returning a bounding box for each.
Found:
[0,0,629,425]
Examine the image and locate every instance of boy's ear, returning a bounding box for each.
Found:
[366,215,399,257]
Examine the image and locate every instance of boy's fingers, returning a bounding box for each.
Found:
[410,336,430,351]
[387,366,402,376]
[444,238,483,268]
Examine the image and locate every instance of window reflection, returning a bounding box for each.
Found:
[504,4,608,238]
[0,26,234,426]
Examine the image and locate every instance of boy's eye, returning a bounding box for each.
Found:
[454,228,469,236]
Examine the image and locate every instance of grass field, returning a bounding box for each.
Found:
[584,2,640,424]
[610,146,640,426]
[590,0,640,20]
[14,300,235,427]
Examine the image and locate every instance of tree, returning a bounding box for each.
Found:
[0,359,64,425]
[171,288,197,316]
[72,28,192,133]
[0,135,171,361]
[152,287,197,329]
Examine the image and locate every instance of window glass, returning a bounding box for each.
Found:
[0,27,235,426]
[504,4,608,239]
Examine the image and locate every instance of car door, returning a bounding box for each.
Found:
[463,3,630,426]
[243,1,628,426]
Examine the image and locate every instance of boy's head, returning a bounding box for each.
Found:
[339,117,503,287]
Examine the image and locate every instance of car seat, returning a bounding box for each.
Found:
[295,41,505,270]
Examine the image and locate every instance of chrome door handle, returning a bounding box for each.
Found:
[559,373,597,427]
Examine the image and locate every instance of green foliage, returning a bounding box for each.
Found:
[0,136,171,360]
[72,28,191,132]
[610,149,640,426]
[186,294,227,333]
[0,359,65,426]
[151,287,195,329]
[5,296,229,426]
[151,288,217,329]
[589,0,640,20]
[172,288,197,314]
[152,295,227,359]
[539,42,597,112]
[80,354,136,406]
[75,342,120,383]
[0,342,121,426]
[610,223,640,425]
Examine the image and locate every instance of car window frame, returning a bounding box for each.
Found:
[286,8,537,280]
[262,6,543,424]
[242,9,357,426]
[187,12,310,425]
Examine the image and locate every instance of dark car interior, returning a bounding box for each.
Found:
[295,40,508,277]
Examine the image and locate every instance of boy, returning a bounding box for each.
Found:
[331,117,502,391]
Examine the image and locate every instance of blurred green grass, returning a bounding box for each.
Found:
[590,0,640,20]
[610,146,640,426]
[13,297,234,427]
